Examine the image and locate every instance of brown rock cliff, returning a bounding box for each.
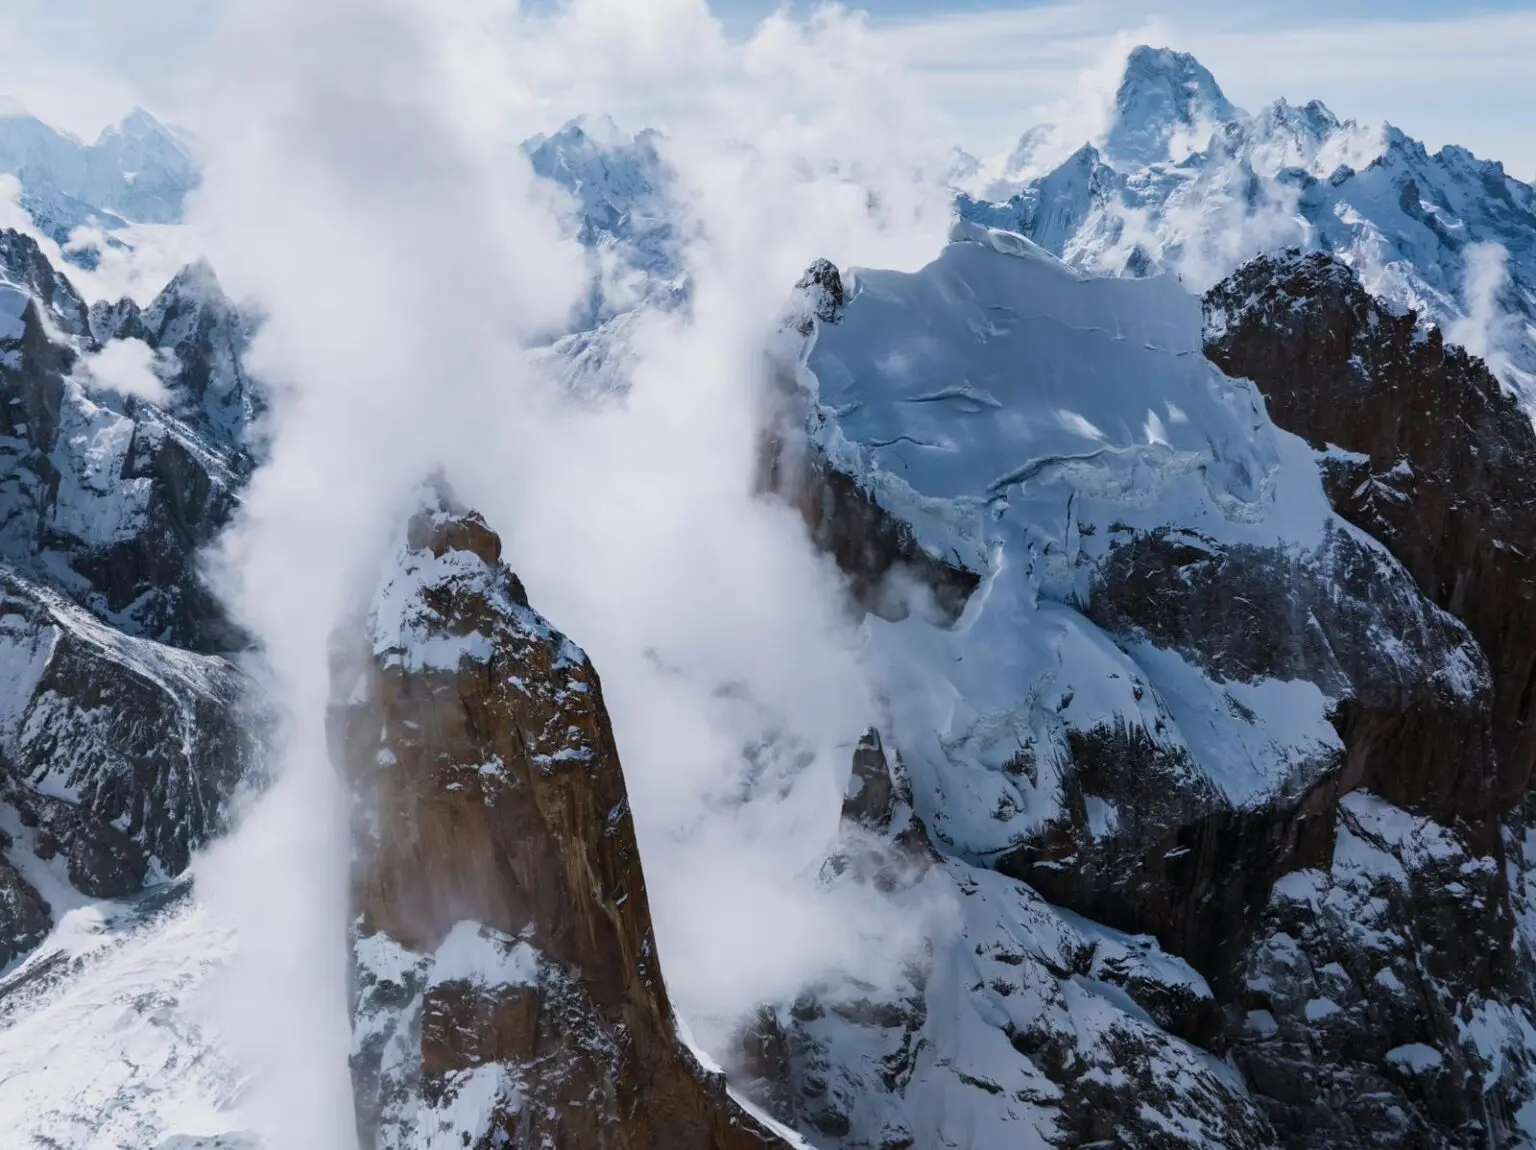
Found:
[329,488,792,1149]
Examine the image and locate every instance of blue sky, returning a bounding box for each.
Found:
[714,0,1536,20]
[1,0,1533,177]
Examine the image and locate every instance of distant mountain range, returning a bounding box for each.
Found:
[0,105,199,258]
[956,46,1536,406]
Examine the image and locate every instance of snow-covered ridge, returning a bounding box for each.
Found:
[799,221,1478,860]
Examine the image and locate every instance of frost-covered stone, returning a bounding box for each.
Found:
[736,733,1273,1148]
[0,232,260,974]
[0,569,255,893]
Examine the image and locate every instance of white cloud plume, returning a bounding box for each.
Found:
[76,336,170,403]
[1449,242,1512,362]
[173,0,952,1142]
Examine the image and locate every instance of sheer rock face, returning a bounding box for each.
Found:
[1050,519,1493,977]
[331,495,792,1150]
[0,234,261,970]
[1205,250,1536,818]
[1197,251,1536,1143]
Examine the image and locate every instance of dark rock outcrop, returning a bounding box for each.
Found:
[1205,250,1536,816]
[0,570,256,899]
[1228,792,1532,1148]
[736,730,1273,1149]
[1016,517,1496,980]
[764,443,980,627]
[330,489,791,1149]
[0,232,261,971]
[1188,250,1536,1143]
[1,229,251,652]
[88,260,263,456]
[0,849,49,969]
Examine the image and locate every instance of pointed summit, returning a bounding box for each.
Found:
[1104,45,1240,169]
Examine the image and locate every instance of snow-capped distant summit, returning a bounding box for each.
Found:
[962,46,1536,408]
[982,44,1244,190]
[1104,45,1241,169]
[524,115,668,242]
[0,104,198,245]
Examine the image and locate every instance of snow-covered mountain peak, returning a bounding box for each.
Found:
[0,103,197,249]
[963,48,1536,407]
[1103,45,1242,169]
[97,106,191,148]
[525,115,662,197]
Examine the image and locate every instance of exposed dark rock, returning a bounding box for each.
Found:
[793,258,846,333]
[842,728,903,831]
[90,260,264,455]
[0,853,50,970]
[740,730,1273,1149]
[1089,526,1481,713]
[0,231,261,978]
[1229,792,1535,1147]
[1205,250,1536,816]
[0,569,256,885]
[1183,249,1536,1143]
[0,230,91,337]
[0,230,252,652]
[332,488,792,1149]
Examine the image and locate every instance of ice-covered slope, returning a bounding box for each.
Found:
[961,46,1536,407]
[799,222,1473,864]
[757,225,1536,1145]
[0,880,253,1148]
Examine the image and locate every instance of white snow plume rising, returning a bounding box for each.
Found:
[176,0,953,1140]
[1448,241,1527,388]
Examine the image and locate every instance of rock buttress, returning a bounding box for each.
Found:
[1205,250,1536,821]
[330,494,791,1150]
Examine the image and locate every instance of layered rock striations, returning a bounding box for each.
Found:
[330,489,794,1149]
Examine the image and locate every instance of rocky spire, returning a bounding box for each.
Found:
[330,484,793,1149]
